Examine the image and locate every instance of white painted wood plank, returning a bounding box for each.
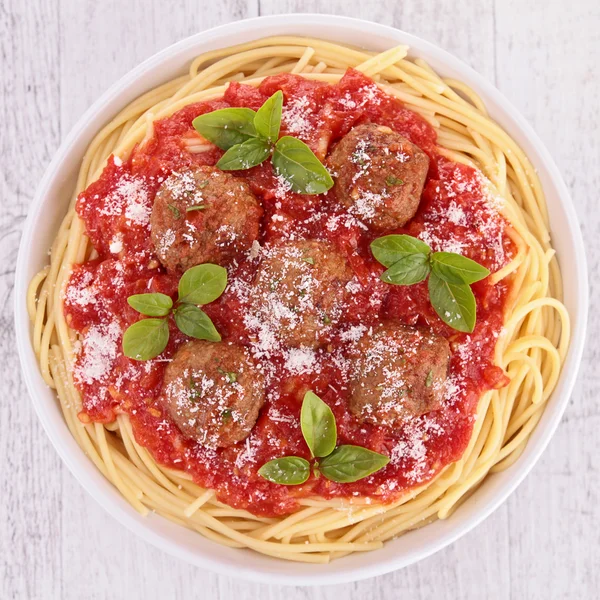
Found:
[0,2,64,599]
[1,0,597,598]
[58,0,259,132]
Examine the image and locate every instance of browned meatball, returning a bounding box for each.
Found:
[327,123,429,231]
[248,240,354,348]
[160,340,265,448]
[151,166,262,273]
[347,321,450,427]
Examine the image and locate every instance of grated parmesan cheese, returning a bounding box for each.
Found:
[75,320,121,386]
[282,96,313,138]
[284,347,320,375]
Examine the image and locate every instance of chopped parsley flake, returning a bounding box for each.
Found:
[425,370,433,387]
[218,367,237,384]
[168,204,181,219]
[189,377,202,399]
[386,176,404,186]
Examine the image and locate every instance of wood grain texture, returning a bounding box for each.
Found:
[1,0,597,598]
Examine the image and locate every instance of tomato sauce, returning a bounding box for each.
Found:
[65,69,513,516]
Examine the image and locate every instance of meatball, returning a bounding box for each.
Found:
[248,240,354,348]
[151,166,262,273]
[327,123,429,231]
[348,321,450,427]
[160,340,265,448]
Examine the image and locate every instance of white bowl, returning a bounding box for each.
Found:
[14,14,588,585]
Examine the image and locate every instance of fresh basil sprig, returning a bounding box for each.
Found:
[191,107,257,150]
[258,457,311,485]
[371,234,430,267]
[380,254,430,286]
[427,272,476,333]
[122,264,227,360]
[254,90,283,143]
[127,292,173,317]
[192,91,333,195]
[430,251,490,284]
[370,234,489,333]
[258,391,390,485]
[319,445,391,484]
[272,136,334,195]
[216,138,271,171]
[173,303,221,342]
[122,318,170,361]
[301,391,337,458]
[178,264,228,305]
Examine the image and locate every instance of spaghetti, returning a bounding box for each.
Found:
[28,37,569,563]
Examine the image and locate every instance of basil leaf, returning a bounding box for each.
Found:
[370,234,431,268]
[300,391,337,458]
[428,270,476,332]
[272,136,334,195]
[178,264,227,305]
[122,318,169,361]
[192,108,257,150]
[381,254,430,286]
[254,90,283,143]
[127,293,173,317]
[258,457,310,485]
[319,445,390,483]
[431,252,490,285]
[216,137,271,171]
[173,304,221,342]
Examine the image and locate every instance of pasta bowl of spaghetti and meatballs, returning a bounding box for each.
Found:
[15,15,587,585]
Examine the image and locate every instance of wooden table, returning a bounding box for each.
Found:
[2,1,597,598]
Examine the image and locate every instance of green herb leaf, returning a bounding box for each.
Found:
[300,391,337,458]
[189,377,202,400]
[385,175,404,186]
[425,370,433,387]
[167,204,181,219]
[380,254,430,286]
[173,304,221,341]
[370,234,431,268]
[178,264,228,305]
[122,318,169,361]
[192,108,257,150]
[127,293,173,317]
[428,270,476,333]
[302,257,315,265]
[186,204,206,212]
[254,90,283,143]
[218,367,237,383]
[272,136,334,195]
[319,445,390,483]
[431,252,490,285]
[216,137,271,171]
[258,457,311,485]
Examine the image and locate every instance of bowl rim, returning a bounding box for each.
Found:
[14,13,588,586]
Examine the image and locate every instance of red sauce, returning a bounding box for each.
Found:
[65,69,513,516]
